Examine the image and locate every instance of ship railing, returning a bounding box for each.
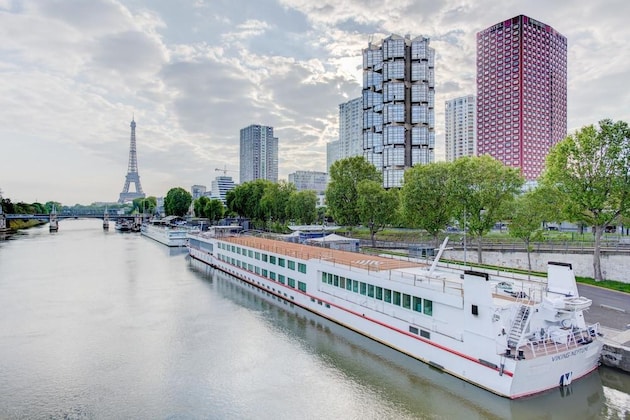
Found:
[525,323,600,357]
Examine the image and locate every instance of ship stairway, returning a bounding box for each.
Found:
[507,303,532,348]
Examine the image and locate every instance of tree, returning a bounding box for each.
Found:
[226,179,272,226]
[542,119,630,281]
[506,187,557,272]
[287,190,318,225]
[164,187,192,217]
[357,180,399,247]
[194,196,211,218]
[401,162,454,248]
[260,181,296,224]
[448,156,524,263]
[325,156,381,227]
[204,199,225,222]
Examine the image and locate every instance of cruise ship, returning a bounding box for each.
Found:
[187,228,602,399]
[141,217,190,247]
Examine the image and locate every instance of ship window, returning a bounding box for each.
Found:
[409,326,419,334]
[339,277,346,289]
[346,279,353,291]
[255,266,260,274]
[278,274,285,284]
[376,287,383,300]
[472,304,479,315]
[393,291,401,306]
[384,289,392,303]
[327,273,333,284]
[247,264,253,272]
[298,281,306,292]
[262,269,268,277]
[298,263,306,273]
[402,294,411,309]
[353,281,359,293]
[288,260,295,270]
[262,254,268,262]
[368,284,375,297]
[270,271,276,280]
[321,272,327,283]
[288,278,296,288]
[248,250,253,258]
[360,282,367,295]
[420,330,430,339]
[255,252,260,260]
[424,299,433,316]
[278,258,285,267]
[333,275,339,287]
[270,256,276,264]
[231,245,235,252]
[413,297,422,312]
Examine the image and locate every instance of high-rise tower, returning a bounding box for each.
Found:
[363,34,435,188]
[445,95,476,162]
[118,117,146,203]
[476,15,567,180]
[239,124,278,184]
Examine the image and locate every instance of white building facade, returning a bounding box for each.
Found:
[445,95,476,162]
[239,124,278,183]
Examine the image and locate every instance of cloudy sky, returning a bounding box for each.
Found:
[1,0,628,205]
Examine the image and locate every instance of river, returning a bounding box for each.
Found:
[0,219,628,419]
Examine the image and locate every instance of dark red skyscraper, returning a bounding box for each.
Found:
[476,15,567,180]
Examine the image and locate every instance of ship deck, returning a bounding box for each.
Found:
[221,235,426,272]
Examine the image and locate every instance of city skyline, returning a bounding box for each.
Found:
[0,0,629,204]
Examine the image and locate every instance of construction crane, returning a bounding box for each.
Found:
[215,166,236,175]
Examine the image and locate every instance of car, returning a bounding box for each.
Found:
[495,281,514,293]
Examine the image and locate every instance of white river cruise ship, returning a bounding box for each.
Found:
[187,228,602,399]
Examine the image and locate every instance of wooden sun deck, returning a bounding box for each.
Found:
[222,236,426,272]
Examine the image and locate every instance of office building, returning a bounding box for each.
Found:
[191,185,206,200]
[363,34,435,188]
[445,95,476,162]
[239,124,278,183]
[288,171,328,194]
[477,15,567,180]
[211,176,236,203]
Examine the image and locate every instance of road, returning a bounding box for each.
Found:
[579,283,630,332]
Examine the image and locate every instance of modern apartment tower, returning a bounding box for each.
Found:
[338,97,363,160]
[239,124,278,184]
[326,139,340,172]
[445,95,476,162]
[363,34,435,188]
[476,15,567,180]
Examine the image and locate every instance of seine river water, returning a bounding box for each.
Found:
[0,219,628,419]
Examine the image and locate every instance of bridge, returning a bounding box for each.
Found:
[4,213,142,221]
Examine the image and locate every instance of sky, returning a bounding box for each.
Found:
[0,0,629,206]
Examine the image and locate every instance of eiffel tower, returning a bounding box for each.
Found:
[118,117,146,203]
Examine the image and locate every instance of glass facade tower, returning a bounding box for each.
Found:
[476,15,567,180]
[239,124,278,184]
[363,34,435,188]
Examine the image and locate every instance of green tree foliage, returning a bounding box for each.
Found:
[226,179,273,225]
[357,180,399,247]
[194,196,210,218]
[325,156,381,227]
[261,181,296,224]
[449,155,524,263]
[506,188,556,271]
[164,187,192,217]
[287,190,318,225]
[401,162,454,247]
[133,197,157,215]
[204,199,225,222]
[541,119,630,281]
